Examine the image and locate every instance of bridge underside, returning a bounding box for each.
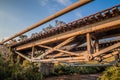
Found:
[12,16,120,65]
[9,5,120,66]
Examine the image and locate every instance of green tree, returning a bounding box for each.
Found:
[18,35,28,41]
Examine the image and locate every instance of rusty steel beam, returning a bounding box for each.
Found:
[0,0,92,44]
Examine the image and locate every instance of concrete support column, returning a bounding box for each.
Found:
[39,63,54,75]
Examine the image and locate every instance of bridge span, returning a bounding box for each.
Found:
[1,2,120,74]
[5,4,119,66]
[0,1,120,74]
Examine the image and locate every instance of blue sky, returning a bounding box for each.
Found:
[0,0,120,41]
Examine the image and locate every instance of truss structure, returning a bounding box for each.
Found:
[7,4,120,66]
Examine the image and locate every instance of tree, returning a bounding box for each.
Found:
[18,35,28,41]
[55,20,66,27]
[43,24,54,32]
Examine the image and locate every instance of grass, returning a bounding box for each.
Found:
[100,64,120,80]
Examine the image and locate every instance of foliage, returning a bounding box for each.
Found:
[43,24,54,32]
[0,47,44,80]
[54,64,105,76]
[100,64,120,80]
[18,34,28,41]
[100,50,120,80]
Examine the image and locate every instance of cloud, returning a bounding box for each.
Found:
[75,12,83,18]
[38,0,49,6]
[38,0,61,14]
[38,0,72,7]
[56,0,72,6]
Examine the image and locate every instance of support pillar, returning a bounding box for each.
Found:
[86,33,92,54]
[31,46,34,61]
[95,39,99,53]
[39,63,54,75]
[86,33,93,61]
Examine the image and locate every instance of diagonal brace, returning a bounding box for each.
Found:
[36,37,75,59]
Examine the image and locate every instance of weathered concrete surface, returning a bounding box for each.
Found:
[39,63,54,75]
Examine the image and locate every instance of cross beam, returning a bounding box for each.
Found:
[36,37,76,59]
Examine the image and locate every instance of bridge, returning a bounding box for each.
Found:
[0,0,120,74]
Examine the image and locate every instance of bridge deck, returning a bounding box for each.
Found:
[15,16,120,51]
[10,4,120,51]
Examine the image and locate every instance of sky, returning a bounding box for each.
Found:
[0,0,120,41]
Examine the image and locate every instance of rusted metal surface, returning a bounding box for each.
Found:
[0,0,92,45]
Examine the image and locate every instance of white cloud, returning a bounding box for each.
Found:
[38,0,49,6]
[75,12,83,18]
[56,0,72,6]
[38,0,61,14]
[38,0,72,7]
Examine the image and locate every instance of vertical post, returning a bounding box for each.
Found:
[86,33,92,54]
[95,39,99,53]
[86,33,93,61]
[32,46,34,61]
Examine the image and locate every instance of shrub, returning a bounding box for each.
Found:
[0,47,44,80]
[54,64,105,75]
[100,65,120,80]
